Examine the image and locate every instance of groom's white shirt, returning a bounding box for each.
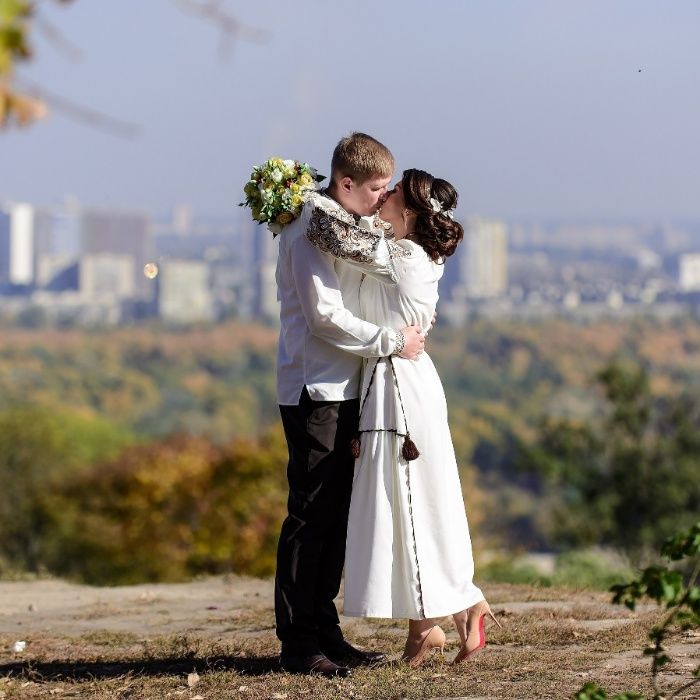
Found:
[275,192,399,406]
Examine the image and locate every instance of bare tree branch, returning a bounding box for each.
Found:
[15,76,140,138]
[0,80,48,128]
[33,13,83,62]
[171,0,270,44]
[3,0,269,134]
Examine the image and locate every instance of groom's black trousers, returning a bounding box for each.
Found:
[275,387,359,655]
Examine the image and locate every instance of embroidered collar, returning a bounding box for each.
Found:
[306,190,358,225]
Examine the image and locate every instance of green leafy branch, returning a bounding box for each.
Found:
[575,522,700,700]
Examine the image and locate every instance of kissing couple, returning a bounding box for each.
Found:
[273,132,499,677]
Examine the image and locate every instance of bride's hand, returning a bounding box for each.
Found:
[398,326,425,360]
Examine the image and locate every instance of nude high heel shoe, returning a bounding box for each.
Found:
[453,601,501,664]
[402,625,446,668]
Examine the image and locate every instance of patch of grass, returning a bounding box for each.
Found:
[485,582,607,603]
[481,549,635,590]
[222,605,277,632]
[480,557,548,586]
[0,565,53,582]
[550,550,635,589]
[0,639,663,699]
[80,630,139,647]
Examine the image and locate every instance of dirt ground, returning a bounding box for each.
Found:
[0,576,698,700]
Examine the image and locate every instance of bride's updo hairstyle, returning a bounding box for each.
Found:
[402,168,464,262]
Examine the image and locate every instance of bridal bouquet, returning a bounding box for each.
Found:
[240,158,325,235]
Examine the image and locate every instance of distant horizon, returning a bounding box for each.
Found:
[4,197,699,230]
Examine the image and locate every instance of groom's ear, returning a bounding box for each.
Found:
[339,176,354,194]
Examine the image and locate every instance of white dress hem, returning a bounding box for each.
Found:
[343,592,486,620]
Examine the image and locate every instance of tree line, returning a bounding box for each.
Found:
[0,318,698,582]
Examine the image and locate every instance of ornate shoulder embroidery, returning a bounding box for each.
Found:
[307,204,383,265]
[387,240,413,259]
[371,215,412,259]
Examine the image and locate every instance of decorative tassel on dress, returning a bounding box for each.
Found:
[350,356,421,461]
[402,433,420,461]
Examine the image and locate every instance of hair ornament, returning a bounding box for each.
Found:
[429,196,455,219]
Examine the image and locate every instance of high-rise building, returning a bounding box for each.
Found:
[9,204,35,285]
[33,202,82,290]
[49,202,82,258]
[36,255,79,291]
[1,201,85,291]
[679,253,700,292]
[460,216,509,299]
[0,203,49,286]
[80,253,135,300]
[80,208,152,298]
[156,259,213,323]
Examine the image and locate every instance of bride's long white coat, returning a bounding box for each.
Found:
[342,237,484,619]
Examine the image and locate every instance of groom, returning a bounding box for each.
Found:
[274,133,424,677]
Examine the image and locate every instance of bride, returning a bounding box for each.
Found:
[305,168,499,666]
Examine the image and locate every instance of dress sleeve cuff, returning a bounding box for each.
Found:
[392,329,406,356]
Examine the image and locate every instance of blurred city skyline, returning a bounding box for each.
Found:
[1,0,699,221]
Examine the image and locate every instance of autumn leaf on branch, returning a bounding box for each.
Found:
[0,79,47,126]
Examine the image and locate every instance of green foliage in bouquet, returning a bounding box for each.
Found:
[574,522,700,700]
[240,157,325,235]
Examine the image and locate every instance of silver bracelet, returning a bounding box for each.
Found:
[392,329,406,355]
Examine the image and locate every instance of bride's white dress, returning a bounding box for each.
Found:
[305,193,484,619]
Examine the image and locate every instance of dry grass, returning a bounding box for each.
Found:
[1,582,698,700]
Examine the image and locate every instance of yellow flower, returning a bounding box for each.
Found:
[299,173,313,186]
[276,211,294,225]
[290,183,301,193]
[291,194,303,207]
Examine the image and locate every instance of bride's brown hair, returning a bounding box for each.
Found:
[402,169,463,262]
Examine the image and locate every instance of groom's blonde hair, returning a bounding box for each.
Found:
[331,132,394,184]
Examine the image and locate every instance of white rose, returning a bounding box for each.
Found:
[271,168,283,183]
[283,159,295,169]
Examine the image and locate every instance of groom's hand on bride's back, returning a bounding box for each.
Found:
[398,326,425,360]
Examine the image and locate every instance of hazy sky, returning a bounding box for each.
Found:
[1,0,699,220]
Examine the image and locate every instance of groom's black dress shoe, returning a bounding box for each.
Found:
[320,637,387,666]
[279,652,352,677]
